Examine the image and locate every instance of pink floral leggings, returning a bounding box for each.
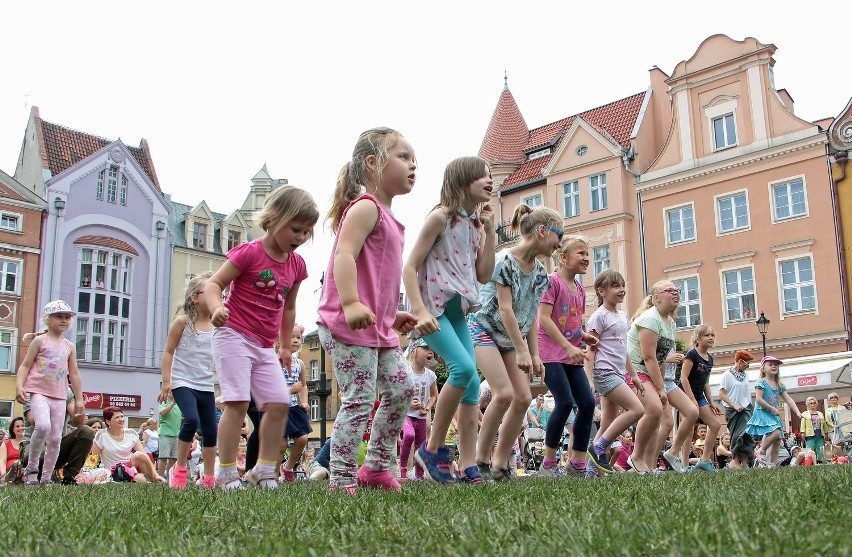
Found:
[318,326,415,489]
[26,393,66,481]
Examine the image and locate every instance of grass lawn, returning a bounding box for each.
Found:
[2,465,850,556]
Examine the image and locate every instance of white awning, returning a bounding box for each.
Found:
[710,351,852,397]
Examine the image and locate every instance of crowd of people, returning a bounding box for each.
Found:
[4,127,850,491]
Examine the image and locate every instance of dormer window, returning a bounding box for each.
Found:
[193,223,207,249]
[712,113,737,150]
[227,230,241,251]
[528,148,551,161]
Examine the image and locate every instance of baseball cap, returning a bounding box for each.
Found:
[42,300,76,318]
[760,355,783,365]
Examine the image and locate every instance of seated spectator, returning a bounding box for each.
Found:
[0,417,24,479]
[716,433,732,469]
[91,407,164,483]
[308,438,331,480]
[611,430,634,472]
[81,418,104,471]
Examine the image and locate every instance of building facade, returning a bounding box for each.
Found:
[15,108,172,423]
[0,170,45,422]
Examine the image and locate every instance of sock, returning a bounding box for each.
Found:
[570,457,585,470]
[542,457,558,469]
[400,468,407,478]
[593,437,610,454]
[257,461,276,474]
[218,463,237,482]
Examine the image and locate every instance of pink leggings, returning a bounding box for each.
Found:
[26,393,66,481]
[399,415,428,478]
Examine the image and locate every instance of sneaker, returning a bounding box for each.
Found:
[414,443,455,485]
[587,448,613,474]
[539,465,565,479]
[661,451,686,473]
[61,476,79,486]
[356,465,401,491]
[197,475,215,490]
[490,466,513,482]
[693,461,717,473]
[281,468,296,483]
[215,469,245,490]
[476,461,493,483]
[455,465,483,484]
[563,463,587,478]
[244,467,279,488]
[169,465,188,489]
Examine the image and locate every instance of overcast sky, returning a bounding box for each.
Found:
[1,2,849,328]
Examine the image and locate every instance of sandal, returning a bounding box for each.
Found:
[24,470,40,486]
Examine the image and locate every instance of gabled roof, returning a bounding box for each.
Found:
[497,92,646,191]
[0,168,45,206]
[165,197,230,254]
[479,87,529,164]
[828,96,852,152]
[35,113,161,190]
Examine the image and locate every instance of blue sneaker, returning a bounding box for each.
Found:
[455,465,483,484]
[693,460,717,473]
[586,448,613,474]
[414,443,455,484]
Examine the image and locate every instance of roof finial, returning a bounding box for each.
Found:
[503,70,509,91]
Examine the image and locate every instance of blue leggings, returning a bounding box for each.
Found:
[171,386,218,447]
[424,296,479,405]
[543,362,595,451]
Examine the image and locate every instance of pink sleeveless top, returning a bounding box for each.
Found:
[317,194,405,348]
[23,336,73,399]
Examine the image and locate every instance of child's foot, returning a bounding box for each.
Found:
[414,443,455,485]
[169,466,188,489]
[216,469,244,490]
[197,475,216,490]
[24,469,39,486]
[475,461,493,482]
[328,481,357,495]
[244,467,278,489]
[357,465,401,491]
[281,468,296,483]
[454,465,484,484]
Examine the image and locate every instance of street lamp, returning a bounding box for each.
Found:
[756,311,770,357]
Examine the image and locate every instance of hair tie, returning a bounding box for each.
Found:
[526,206,534,214]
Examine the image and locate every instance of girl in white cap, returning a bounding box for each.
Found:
[15,300,84,484]
[745,355,802,467]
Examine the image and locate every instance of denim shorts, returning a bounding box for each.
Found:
[593,369,626,397]
[468,316,514,353]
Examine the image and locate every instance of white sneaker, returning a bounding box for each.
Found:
[662,451,685,473]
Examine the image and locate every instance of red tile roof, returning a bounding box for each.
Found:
[36,117,161,190]
[73,235,139,256]
[479,88,529,164]
[497,92,647,190]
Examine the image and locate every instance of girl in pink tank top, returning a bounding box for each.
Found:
[317,127,418,493]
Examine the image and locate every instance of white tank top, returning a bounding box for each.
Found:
[171,324,215,392]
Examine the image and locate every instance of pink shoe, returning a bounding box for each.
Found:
[197,475,215,490]
[281,468,295,483]
[328,483,357,495]
[169,466,188,489]
[357,465,401,491]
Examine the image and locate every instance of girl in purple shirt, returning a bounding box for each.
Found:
[317,128,418,493]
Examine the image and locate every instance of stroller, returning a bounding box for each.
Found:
[835,408,852,457]
[522,427,545,471]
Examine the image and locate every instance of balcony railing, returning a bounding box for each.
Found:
[495,221,519,246]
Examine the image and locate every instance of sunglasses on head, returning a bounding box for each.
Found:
[542,225,564,240]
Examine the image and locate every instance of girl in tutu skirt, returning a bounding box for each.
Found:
[745,355,802,467]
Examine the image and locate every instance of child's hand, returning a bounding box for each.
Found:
[291,381,303,393]
[581,332,599,350]
[278,347,292,370]
[413,309,440,336]
[516,350,533,374]
[657,387,668,407]
[411,398,421,411]
[711,404,723,416]
[15,385,28,404]
[479,203,495,229]
[566,344,584,364]
[74,401,85,418]
[531,355,544,377]
[420,407,430,417]
[343,302,376,330]
[393,311,418,335]
[211,307,230,327]
[300,402,309,412]
[157,383,171,403]
[631,377,645,397]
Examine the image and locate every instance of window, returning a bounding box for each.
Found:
[0,400,12,420]
[310,360,319,381]
[523,194,542,209]
[673,277,701,329]
[666,205,695,245]
[96,170,104,200]
[76,319,88,360]
[119,323,128,364]
[592,245,610,276]
[107,166,117,203]
[717,192,749,233]
[723,268,756,323]
[576,145,588,157]
[120,175,127,206]
[193,223,207,249]
[780,257,815,315]
[91,320,103,362]
[310,398,319,421]
[106,321,116,363]
[227,230,241,251]
[77,292,90,313]
[713,113,737,150]
[589,174,607,212]
[0,330,14,372]
[772,178,807,221]
[0,212,21,232]
[0,259,20,294]
[528,149,551,161]
[563,181,580,218]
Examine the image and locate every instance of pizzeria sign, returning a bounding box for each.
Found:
[83,392,142,411]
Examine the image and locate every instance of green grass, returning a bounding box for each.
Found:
[2,466,850,556]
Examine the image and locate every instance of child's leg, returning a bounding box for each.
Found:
[399,416,416,475]
[319,327,377,489]
[411,417,428,478]
[457,403,479,470]
[39,396,67,482]
[665,388,698,459]
[475,345,511,464]
[492,352,532,469]
[697,405,720,463]
[285,435,308,471]
[25,394,53,475]
[257,402,288,464]
[764,429,781,465]
[364,346,414,471]
[542,362,575,461]
[563,364,594,463]
[218,402,250,466]
[633,382,663,471]
[599,385,644,449]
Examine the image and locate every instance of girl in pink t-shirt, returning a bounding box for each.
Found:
[317,128,418,493]
[536,236,599,478]
[16,300,84,485]
[206,186,318,489]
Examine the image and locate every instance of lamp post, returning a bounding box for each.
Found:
[316,347,332,444]
[756,311,770,357]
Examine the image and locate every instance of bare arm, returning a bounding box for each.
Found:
[159,316,187,402]
[496,284,531,372]
[638,328,665,390]
[475,206,497,283]
[402,209,447,335]
[0,443,7,475]
[718,387,737,410]
[680,359,698,404]
[15,337,42,403]
[298,359,309,407]
[206,261,242,327]
[334,199,380,329]
[277,281,302,369]
[67,344,85,424]
[781,391,802,418]
[538,302,583,363]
